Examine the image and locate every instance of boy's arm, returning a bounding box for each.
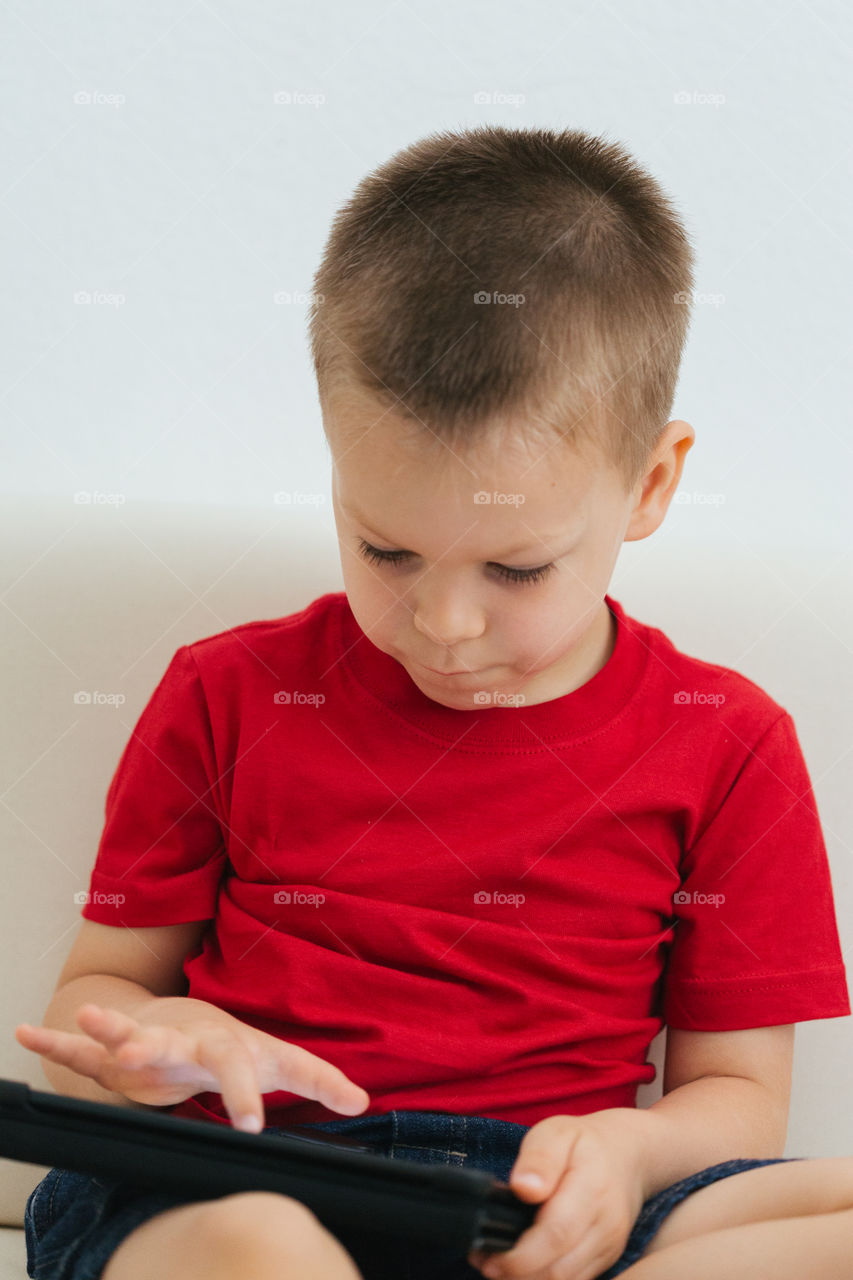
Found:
[588,1024,795,1200]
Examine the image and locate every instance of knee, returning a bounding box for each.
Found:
[197,1190,323,1259]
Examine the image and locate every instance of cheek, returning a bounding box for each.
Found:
[344,555,387,598]
[504,614,563,667]
[344,563,408,636]
[500,587,593,666]
[484,599,551,663]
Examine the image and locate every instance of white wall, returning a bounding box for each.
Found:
[3,0,850,553]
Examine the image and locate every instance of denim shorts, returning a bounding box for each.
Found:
[24,1107,804,1280]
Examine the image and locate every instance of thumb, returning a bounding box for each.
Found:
[508,1165,550,1200]
[508,1119,577,1200]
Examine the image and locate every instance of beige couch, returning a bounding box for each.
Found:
[2,495,851,1277]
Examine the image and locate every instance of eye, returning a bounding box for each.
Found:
[356,539,555,586]
[357,541,409,567]
[491,562,554,585]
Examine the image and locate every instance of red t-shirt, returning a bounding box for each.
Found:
[81,591,850,1129]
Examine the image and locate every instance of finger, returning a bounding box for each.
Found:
[273,1041,370,1115]
[549,1231,614,1280]
[75,1003,145,1054]
[15,1023,109,1081]
[113,1023,189,1070]
[76,1007,204,1078]
[508,1116,578,1202]
[15,1023,58,1056]
[17,1010,140,1066]
[196,1031,265,1133]
[74,1006,176,1075]
[486,1167,596,1278]
[111,1024,224,1095]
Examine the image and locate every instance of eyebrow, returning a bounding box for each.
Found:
[343,504,578,561]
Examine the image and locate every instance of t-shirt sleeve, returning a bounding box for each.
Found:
[662,710,851,1030]
[80,645,228,926]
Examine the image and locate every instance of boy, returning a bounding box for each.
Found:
[17,126,853,1280]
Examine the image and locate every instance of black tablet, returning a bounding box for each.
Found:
[0,1079,537,1253]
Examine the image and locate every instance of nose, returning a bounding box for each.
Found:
[411,585,485,649]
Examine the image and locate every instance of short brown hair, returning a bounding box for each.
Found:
[307,125,695,492]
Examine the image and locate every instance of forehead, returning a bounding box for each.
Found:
[326,392,600,488]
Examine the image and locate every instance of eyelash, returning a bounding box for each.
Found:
[356,539,555,586]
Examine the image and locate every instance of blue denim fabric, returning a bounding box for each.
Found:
[24,1107,805,1280]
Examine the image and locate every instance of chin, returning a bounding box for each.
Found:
[426,691,484,710]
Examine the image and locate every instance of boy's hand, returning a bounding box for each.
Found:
[467,1112,646,1280]
[15,997,370,1133]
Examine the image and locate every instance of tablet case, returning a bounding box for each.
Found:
[0,1079,537,1253]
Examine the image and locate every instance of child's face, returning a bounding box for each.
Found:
[326,387,666,710]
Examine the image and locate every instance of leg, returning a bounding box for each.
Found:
[620,1204,853,1279]
[639,1155,853,1258]
[102,1190,363,1280]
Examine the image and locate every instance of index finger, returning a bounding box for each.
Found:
[488,1167,597,1278]
[196,1032,265,1132]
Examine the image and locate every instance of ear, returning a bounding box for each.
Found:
[624,420,695,543]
